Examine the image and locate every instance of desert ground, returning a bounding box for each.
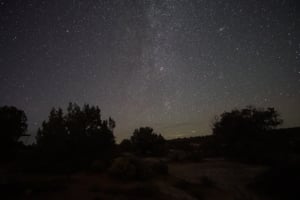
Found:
[1,158,270,200]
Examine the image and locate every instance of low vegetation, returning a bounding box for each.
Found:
[109,156,168,180]
[0,104,299,199]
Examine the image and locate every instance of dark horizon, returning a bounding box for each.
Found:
[1,0,300,142]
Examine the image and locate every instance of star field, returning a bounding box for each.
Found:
[0,0,299,142]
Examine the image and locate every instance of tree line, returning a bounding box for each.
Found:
[0,103,289,167]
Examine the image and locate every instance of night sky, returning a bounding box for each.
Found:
[1,0,300,142]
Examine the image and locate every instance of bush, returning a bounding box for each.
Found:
[145,159,168,175]
[130,127,166,156]
[213,106,282,137]
[36,103,116,164]
[109,157,137,180]
[109,156,159,180]
[212,106,283,159]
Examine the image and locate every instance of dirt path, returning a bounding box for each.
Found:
[168,158,269,200]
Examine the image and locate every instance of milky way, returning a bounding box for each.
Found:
[0,0,299,142]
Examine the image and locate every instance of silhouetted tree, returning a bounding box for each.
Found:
[130,127,166,156]
[65,103,115,157]
[36,107,68,155]
[0,106,28,159]
[212,106,283,159]
[119,139,132,152]
[213,106,282,137]
[36,103,115,163]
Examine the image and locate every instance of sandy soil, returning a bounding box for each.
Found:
[1,159,270,200]
[168,158,269,200]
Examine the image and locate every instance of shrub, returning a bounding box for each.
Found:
[147,160,168,175]
[109,157,137,180]
[36,103,116,164]
[109,156,156,180]
[212,106,283,159]
[130,127,166,156]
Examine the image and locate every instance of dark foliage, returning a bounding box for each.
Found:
[150,160,168,175]
[119,139,132,152]
[35,103,116,171]
[109,156,168,181]
[0,106,28,160]
[36,108,68,156]
[213,106,282,137]
[130,127,166,156]
[167,136,212,161]
[109,156,153,180]
[212,106,283,160]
